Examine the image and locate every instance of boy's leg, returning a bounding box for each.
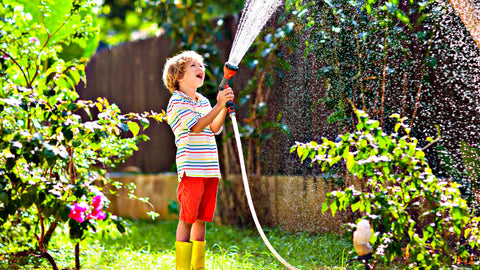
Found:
[190,177,218,270]
[176,172,197,269]
[190,220,206,241]
[197,177,219,223]
[175,240,193,270]
[177,220,193,242]
[190,220,206,269]
[176,220,193,270]
[191,220,206,270]
[191,239,206,270]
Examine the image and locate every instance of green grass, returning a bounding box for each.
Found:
[1,220,364,270]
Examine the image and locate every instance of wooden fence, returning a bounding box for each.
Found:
[77,37,177,173]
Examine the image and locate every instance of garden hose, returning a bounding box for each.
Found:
[220,64,298,270]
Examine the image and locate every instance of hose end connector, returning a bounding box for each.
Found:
[226,101,236,117]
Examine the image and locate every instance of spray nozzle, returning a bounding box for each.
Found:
[223,62,239,79]
[219,62,238,90]
[219,62,238,117]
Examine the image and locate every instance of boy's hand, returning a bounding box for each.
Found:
[217,87,235,108]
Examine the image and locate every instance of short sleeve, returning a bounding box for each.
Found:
[167,94,199,132]
[173,102,199,130]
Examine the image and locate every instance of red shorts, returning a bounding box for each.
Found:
[177,174,219,224]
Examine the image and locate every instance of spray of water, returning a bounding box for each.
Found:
[228,0,283,66]
[221,0,298,268]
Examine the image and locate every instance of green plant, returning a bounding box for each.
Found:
[437,141,480,216]
[287,0,443,131]
[291,109,480,269]
[0,0,164,269]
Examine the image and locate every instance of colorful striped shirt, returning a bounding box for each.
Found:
[166,90,222,181]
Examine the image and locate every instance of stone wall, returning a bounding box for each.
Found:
[217,174,349,233]
[106,173,350,234]
[106,173,179,220]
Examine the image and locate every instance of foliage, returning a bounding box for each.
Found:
[437,141,480,215]
[287,0,443,130]
[0,0,164,269]
[98,0,243,45]
[291,110,480,268]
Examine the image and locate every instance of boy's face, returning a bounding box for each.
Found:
[179,58,205,90]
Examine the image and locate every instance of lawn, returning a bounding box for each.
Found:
[1,220,364,270]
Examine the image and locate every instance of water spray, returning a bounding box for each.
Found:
[218,0,298,269]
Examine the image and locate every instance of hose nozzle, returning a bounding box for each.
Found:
[219,62,238,116]
[219,62,238,90]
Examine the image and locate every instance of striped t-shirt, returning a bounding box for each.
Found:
[166,90,222,181]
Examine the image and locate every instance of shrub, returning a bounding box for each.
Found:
[0,1,164,269]
[291,110,480,269]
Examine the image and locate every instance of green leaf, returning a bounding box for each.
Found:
[18,0,72,43]
[290,145,297,154]
[327,111,345,124]
[415,13,431,27]
[460,141,480,180]
[139,117,150,129]
[69,69,81,85]
[330,199,338,216]
[322,200,329,214]
[128,122,140,137]
[115,221,126,233]
[6,158,16,171]
[395,10,413,30]
[0,192,9,204]
[351,200,363,212]
[62,126,74,141]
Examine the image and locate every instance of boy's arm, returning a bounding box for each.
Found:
[190,104,225,133]
[209,108,227,134]
[190,87,233,133]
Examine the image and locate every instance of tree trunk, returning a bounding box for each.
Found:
[75,243,80,270]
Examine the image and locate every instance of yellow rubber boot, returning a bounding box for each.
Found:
[191,240,206,270]
[175,241,192,270]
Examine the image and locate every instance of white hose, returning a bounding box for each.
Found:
[230,114,298,270]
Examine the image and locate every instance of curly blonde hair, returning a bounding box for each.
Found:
[162,51,204,94]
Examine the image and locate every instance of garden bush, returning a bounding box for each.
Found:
[292,109,480,269]
[0,0,163,269]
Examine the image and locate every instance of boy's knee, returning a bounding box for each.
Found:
[194,220,205,225]
[179,220,194,227]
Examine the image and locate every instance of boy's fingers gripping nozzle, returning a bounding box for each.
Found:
[218,62,238,116]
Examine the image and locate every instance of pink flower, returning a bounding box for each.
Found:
[89,210,107,220]
[29,37,40,46]
[69,201,89,223]
[91,195,104,211]
[88,195,106,220]
[70,195,107,223]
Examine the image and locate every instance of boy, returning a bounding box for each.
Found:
[163,51,234,270]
